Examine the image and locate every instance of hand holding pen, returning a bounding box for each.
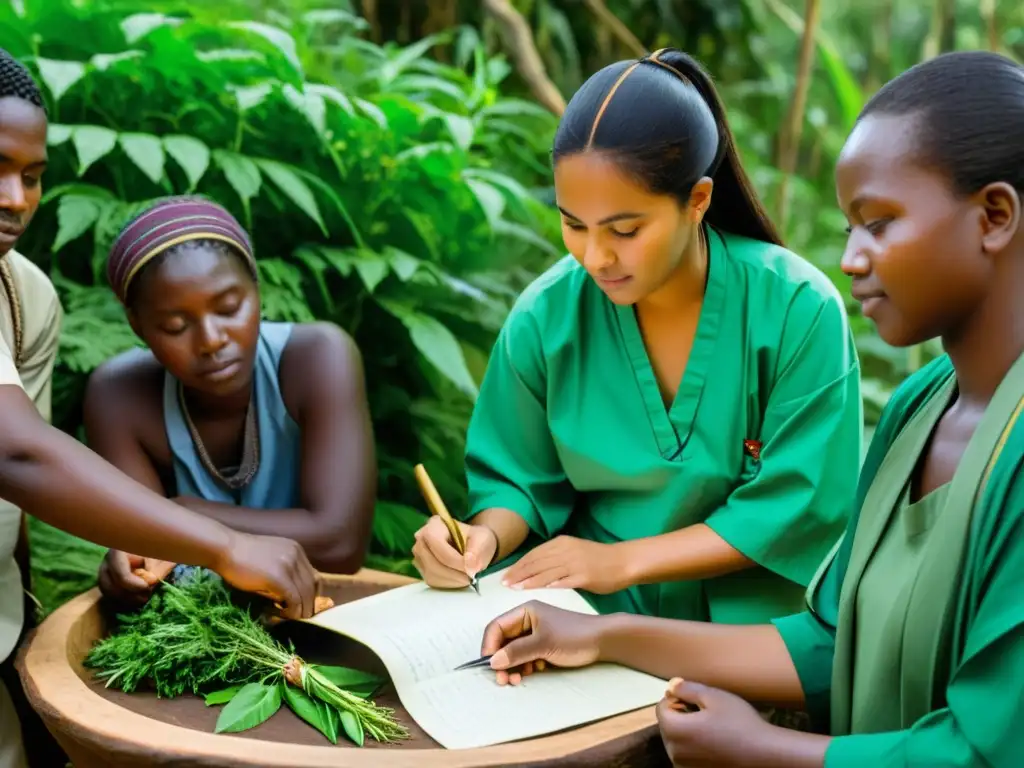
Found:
[412,464,498,593]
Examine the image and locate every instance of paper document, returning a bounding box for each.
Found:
[305,568,667,749]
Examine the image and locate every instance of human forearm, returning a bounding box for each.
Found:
[752,728,831,768]
[174,496,368,573]
[468,507,531,563]
[0,388,233,569]
[617,523,756,585]
[597,613,806,708]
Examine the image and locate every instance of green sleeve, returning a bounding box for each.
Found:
[771,539,844,728]
[461,309,576,539]
[704,289,862,587]
[823,482,1024,766]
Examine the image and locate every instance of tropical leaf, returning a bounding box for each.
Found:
[163,135,210,191]
[34,58,86,102]
[214,682,282,734]
[118,133,166,185]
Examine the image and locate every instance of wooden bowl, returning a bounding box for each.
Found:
[16,569,669,768]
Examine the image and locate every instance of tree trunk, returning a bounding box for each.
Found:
[423,0,459,61]
[361,0,381,44]
[482,0,567,116]
[583,0,647,57]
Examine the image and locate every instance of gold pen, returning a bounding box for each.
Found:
[414,464,480,594]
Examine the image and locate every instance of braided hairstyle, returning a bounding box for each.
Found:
[0,48,46,112]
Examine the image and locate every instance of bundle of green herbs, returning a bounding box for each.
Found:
[84,570,408,746]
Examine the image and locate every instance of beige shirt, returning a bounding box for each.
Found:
[0,250,61,663]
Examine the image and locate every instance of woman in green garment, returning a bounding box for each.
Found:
[412,47,864,626]
[472,50,1024,767]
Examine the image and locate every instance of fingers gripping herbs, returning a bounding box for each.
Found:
[84,572,408,745]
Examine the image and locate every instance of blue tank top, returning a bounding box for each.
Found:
[162,321,301,508]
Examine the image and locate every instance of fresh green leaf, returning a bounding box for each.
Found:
[394,75,466,102]
[120,13,182,44]
[313,666,385,691]
[119,133,165,185]
[282,683,336,744]
[465,179,505,230]
[90,51,143,71]
[294,170,364,248]
[52,195,101,252]
[372,502,427,554]
[319,700,340,743]
[163,135,210,191]
[35,58,86,103]
[492,219,561,258]
[340,710,365,747]
[227,21,301,74]
[72,126,118,176]
[380,303,479,399]
[282,84,327,135]
[345,682,383,699]
[256,159,327,235]
[480,99,555,121]
[306,83,354,116]
[39,182,116,207]
[454,25,481,70]
[353,98,387,129]
[462,168,533,209]
[214,151,261,205]
[197,49,265,64]
[385,248,421,282]
[380,33,451,83]
[350,250,388,293]
[46,124,73,146]
[370,501,421,557]
[204,686,242,706]
[443,113,474,151]
[231,83,273,112]
[303,9,368,31]
[214,682,282,734]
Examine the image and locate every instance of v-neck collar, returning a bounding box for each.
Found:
[615,226,728,460]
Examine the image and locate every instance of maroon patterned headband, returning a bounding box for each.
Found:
[107,196,257,304]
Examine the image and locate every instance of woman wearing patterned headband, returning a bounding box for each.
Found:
[85,196,376,607]
[413,49,863,626]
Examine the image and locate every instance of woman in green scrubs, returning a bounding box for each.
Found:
[412,47,863,626]
[474,50,1024,767]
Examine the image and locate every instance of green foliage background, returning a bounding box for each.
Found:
[2,0,566,610]
[2,0,1020,615]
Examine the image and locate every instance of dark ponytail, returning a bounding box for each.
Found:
[552,48,782,246]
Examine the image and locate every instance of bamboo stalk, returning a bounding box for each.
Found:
[981,0,999,52]
[775,0,821,231]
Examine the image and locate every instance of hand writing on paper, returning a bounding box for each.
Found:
[502,536,628,593]
[480,600,605,686]
[657,678,822,767]
[412,516,498,589]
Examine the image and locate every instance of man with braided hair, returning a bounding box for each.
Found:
[0,49,320,767]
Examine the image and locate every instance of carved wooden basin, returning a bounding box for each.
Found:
[17,568,668,767]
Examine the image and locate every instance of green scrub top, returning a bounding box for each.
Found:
[461,226,863,624]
